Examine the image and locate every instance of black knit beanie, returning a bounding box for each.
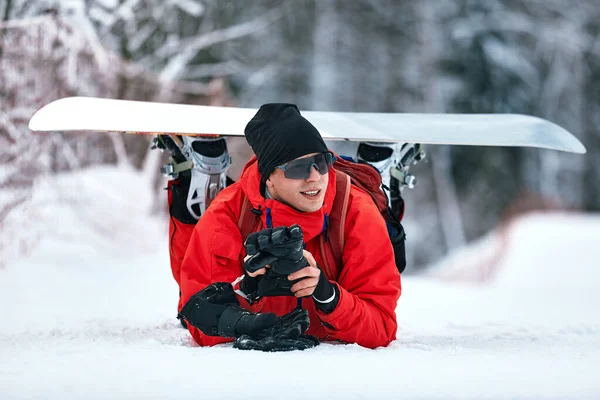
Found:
[244,103,329,180]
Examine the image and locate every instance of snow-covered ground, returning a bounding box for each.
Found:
[1,167,599,400]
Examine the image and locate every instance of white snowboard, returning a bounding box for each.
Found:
[28,96,586,154]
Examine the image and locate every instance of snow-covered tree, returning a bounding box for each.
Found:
[2,0,598,269]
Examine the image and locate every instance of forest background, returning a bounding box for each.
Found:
[1,0,598,270]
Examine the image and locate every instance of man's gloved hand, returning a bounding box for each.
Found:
[234,334,320,352]
[179,282,281,337]
[213,300,320,352]
[179,283,319,352]
[179,282,240,336]
[232,307,320,352]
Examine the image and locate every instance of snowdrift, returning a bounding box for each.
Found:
[1,167,599,399]
[0,166,165,267]
[428,212,600,289]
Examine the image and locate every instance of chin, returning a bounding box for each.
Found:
[303,205,322,213]
[301,200,324,213]
[290,194,325,213]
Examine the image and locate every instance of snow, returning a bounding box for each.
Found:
[1,167,600,399]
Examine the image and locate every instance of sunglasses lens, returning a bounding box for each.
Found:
[313,153,330,172]
[283,159,311,179]
[283,153,334,180]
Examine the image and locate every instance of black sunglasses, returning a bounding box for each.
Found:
[275,152,336,180]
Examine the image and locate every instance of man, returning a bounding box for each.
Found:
[165,103,401,351]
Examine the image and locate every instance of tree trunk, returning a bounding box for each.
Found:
[311,0,337,110]
[419,1,466,250]
[0,0,14,71]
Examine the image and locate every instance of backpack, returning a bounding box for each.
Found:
[237,154,407,279]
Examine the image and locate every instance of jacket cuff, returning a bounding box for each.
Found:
[216,306,247,338]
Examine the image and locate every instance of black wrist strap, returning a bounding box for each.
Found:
[312,268,339,314]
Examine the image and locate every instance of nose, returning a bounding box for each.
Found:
[306,163,321,181]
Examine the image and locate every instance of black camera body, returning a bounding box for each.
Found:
[257,261,308,297]
[244,224,309,298]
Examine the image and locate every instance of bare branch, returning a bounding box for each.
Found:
[0,112,21,141]
[183,60,243,79]
[0,15,50,29]
[160,8,282,82]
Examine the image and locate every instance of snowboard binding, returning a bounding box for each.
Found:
[153,135,231,220]
[391,143,426,190]
[357,142,425,191]
[357,142,425,219]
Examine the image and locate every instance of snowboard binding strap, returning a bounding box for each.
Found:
[155,135,231,219]
[390,143,426,190]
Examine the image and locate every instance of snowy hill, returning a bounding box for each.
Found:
[1,167,599,399]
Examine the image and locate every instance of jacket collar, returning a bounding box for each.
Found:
[239,156,337,243]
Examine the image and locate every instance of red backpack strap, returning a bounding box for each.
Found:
[319,171,351,279]
[330,153,388,215]
[238,196,260,243]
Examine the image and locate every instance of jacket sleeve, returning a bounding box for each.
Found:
[179,192,264,346]
[316,189,402,348]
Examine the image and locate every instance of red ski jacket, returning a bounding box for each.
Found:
[179,158,401,348]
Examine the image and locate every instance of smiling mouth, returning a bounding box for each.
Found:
[300,189,321,197]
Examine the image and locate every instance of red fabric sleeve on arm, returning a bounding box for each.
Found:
[178,193,263,346]
[316,189,401,349]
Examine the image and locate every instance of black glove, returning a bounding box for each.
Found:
[234,334,320,352]
[244,225,309,297]
[180,282,281,337]
[180,283,319,351]
[257,269,300,297]
[233,307,320,352]
[244,225,308,275]
[217,306,280,338]
[179,282,240,336]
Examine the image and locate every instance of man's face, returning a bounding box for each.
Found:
[265,152,330,213]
